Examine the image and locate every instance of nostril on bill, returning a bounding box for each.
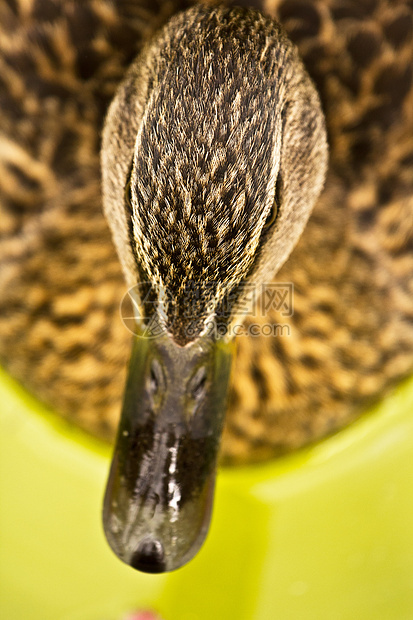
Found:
[189,365,207,401]
[130,538,166,573]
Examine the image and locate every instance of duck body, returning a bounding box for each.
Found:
[1,0,413,571]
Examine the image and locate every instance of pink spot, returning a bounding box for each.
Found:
[124,611,163,620]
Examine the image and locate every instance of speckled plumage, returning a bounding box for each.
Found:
[0,0,412,463]
[102,6,327,345]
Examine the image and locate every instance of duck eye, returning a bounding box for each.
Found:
[264,185,281,229]
[125,172,133,209]
[264,199,278,228]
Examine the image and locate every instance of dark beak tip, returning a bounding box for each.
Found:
[130,538,167,574]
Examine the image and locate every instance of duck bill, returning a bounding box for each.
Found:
[102,322,233,573]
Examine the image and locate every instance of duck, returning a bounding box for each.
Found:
[0,0,412,574]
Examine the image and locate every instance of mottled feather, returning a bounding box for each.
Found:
[0,0,412,462]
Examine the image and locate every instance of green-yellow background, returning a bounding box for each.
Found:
[1,366,413,620]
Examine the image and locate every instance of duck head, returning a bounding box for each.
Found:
[101,5,328,572]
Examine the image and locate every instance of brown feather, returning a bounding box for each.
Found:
[0,0,412,462]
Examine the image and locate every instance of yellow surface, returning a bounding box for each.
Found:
[1,366,413,620]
